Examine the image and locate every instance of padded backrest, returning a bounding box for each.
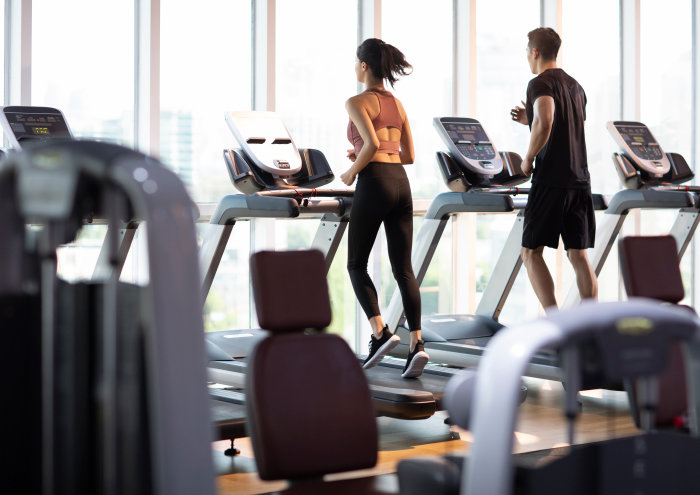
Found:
[619,236,688,426]
[246,249,377,481]
[246,333,378,480]
[619,235,684,304]
[250,249,332,333]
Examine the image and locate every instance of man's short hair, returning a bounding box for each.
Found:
[527,27,561,61]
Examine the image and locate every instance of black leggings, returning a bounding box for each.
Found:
[347,162,421,331]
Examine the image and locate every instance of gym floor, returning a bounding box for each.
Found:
[214,378,638,494]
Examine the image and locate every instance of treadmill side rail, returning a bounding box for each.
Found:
[670,208,700,259]
[386,218,447,331]
[386,191,515,332]
[475,211,524,320]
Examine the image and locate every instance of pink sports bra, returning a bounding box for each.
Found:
[347,89,403,158]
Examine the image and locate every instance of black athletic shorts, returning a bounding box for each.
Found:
[522,182,595,250]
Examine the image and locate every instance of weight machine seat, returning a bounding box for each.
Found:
[245,250,378,483]
[619,235,684,304]
[619,235,689,427]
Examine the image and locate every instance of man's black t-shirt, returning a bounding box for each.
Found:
[525,68,589,188]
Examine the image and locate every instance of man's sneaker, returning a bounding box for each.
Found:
[363,326,400,369]
[401,340,429,379]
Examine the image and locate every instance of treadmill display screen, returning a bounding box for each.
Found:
[5,111,71,145]
[443,122,495,160]
[615,124,664,161]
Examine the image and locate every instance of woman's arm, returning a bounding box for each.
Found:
[394,98,414,165]
[399,115,415,165]
[341,97,379,185]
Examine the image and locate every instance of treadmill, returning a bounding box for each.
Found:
[561,120,700,307]
[382,116,608,381]
[203,111,437,420]
[0,105,73,147]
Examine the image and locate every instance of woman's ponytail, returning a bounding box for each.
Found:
[357,38,413,87]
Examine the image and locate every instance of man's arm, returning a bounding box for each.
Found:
[522,95,554,177]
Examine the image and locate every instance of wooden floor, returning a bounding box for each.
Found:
[213,378,640,495]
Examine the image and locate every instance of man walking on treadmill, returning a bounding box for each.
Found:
[510,27,597,311]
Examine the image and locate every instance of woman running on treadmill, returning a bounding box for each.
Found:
[342,38,429,379]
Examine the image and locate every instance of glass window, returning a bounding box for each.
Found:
[274,0,358,341]
[381,0,453,200]
[161,0,252,201]
[275,0,356,177]
[161,1,253,332]
[640,0,691,160]
[56,226,107,281]
[558,0,622,306]
[471,0,539,322]
[562,0,621,196]
[32,0,134,145]
[640,0,693,304]
[33,0,134,283]
[475,0,538,161]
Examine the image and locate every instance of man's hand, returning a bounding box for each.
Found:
[340,168,357,186]
[522,156,534,177]
[510,100,528,125]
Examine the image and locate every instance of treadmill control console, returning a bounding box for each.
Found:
[0,106,73,150]
[433,117,503,176]
[607,121,670,177]
[225,111,302,176]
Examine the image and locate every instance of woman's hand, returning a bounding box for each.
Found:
[347,149,357,162]
[340,168,357,186]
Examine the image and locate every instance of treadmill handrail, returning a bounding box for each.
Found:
[209,193,354,225]
[209,194,299,224]
[424,190,515,220]
[469,187,529,195]
[605,188,696,214]
[254,188,354,198]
